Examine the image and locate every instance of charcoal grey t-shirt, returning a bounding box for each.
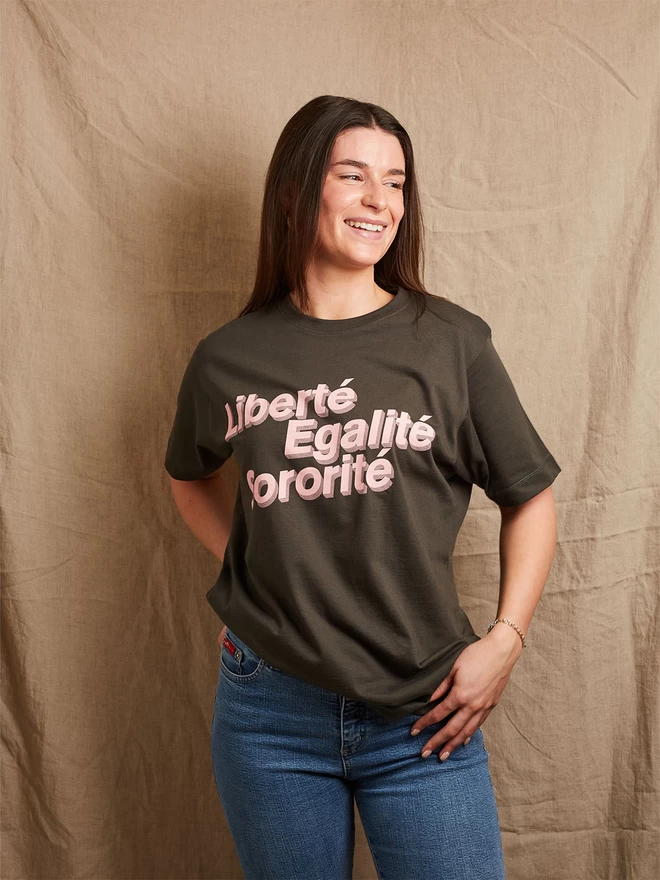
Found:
[164,287,561,720]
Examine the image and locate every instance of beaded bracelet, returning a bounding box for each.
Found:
[486,617,527,648]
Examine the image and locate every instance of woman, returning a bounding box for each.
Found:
[165,95,561,879]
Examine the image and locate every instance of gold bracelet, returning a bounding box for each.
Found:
[486,617,527,648]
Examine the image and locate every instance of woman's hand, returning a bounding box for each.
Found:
[409,625,524,761]
[217,624,227,648]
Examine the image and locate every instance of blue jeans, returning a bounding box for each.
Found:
[211,627,506,880]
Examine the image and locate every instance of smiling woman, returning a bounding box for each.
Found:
[165,94,560,880]
[232,94,432,324]
[297,126,407,307]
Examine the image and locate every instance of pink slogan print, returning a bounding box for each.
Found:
[224,378,435,508]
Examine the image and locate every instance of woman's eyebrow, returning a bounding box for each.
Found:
[331,159,406,177]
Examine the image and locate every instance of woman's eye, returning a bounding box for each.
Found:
[339,175,403,190]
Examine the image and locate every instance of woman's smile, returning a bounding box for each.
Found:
[343,219,387,240]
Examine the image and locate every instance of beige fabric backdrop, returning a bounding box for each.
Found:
[2,1,658,878]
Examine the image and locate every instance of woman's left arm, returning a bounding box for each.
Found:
[409,485,559,760]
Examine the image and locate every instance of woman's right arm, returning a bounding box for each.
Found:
[168,469,234,563]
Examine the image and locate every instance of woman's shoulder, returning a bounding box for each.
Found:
[197,303,278,354]
[420,292,491,336]
[417,292,492,363]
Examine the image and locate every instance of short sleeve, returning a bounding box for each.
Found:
[164,340,233,480]
[454,331,561,506]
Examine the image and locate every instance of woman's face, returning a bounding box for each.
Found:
[314,127,406,270]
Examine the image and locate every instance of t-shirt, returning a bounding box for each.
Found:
[164,286,561,720]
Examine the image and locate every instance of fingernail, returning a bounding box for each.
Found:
[410,728,420,736]
[439,751,450,761]
[464,737,471,745]
[421,750,432,758]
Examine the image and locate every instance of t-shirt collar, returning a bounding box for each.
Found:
[278,286,410,334]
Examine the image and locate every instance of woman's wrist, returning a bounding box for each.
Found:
[485,620,525,659]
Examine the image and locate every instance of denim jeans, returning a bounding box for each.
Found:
[211,626,506,880]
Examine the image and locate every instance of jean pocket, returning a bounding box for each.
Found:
[220,628,266,681]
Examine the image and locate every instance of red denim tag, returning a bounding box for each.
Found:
[223,634,238,657]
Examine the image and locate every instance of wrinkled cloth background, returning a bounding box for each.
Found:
[2,1,658,878]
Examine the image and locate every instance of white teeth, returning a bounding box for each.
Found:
[346,220,384,232]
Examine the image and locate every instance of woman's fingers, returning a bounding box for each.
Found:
[420,723,472,761]
[418,707,488,761]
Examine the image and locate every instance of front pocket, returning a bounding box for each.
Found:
[220,628,266,680]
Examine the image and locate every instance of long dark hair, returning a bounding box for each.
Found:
[236,95,446,324]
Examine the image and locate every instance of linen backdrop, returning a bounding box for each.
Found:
[2,1,658,878]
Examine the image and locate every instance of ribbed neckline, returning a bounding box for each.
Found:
[277,286,410,335]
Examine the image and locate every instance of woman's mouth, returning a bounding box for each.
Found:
[344,219,386,240]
